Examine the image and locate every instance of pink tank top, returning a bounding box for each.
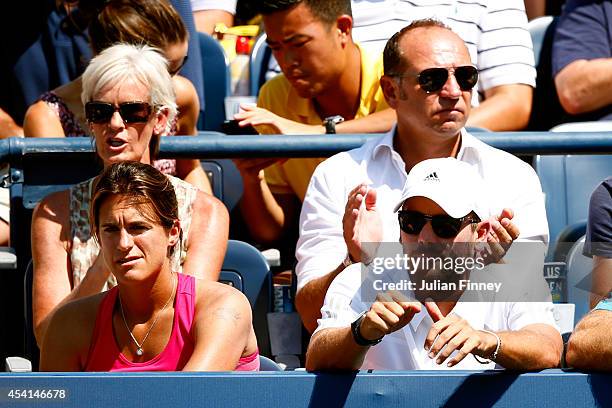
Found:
[85,273,259,371]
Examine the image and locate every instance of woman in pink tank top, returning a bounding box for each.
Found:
[40,161,259,372]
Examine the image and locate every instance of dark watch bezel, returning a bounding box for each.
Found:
[351,312,383,346]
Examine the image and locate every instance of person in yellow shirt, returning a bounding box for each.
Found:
[233,0,394,244]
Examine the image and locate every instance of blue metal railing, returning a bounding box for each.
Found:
[0,131,610,162]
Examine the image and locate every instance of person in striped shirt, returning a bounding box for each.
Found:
[348,0,536,131]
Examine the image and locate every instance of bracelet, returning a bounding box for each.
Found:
[473,329,501,364]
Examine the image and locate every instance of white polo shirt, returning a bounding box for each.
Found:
[314,262,558,370]
[295,127,548,292]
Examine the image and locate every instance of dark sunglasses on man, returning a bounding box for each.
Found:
[85,101,153,124]
[398,210,480,239]
[417,66,478,93]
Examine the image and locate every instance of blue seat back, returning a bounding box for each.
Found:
[565,237,592,325]
[200,159,243,212]
[258,355,283,371]
[534,154,612,254]
[527,16,554,67]
[197,32,231,131]
[249,33,272,97]
[222,240,273,357]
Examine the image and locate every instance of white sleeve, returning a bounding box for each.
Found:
[295,162,348,292]
[509,161,549,244]
[505,302,559,333]
[477,0,536,90]
[313,265,364,335]
[190,0,237,13]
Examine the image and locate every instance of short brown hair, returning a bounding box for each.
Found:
[383,19,450,76]
[91,161,179,247]
[86,0,188,55]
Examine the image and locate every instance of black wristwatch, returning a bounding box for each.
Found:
[351,311,383,346]
[323,115,344,134]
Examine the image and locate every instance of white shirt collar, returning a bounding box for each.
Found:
[371,125,484,163]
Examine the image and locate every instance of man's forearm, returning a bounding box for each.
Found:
[467,84,533,131]
[295,264,347,333]
[240,178,286,244]
[306,328,368,371]
[566,310,612,370]
[491,325,562,369]
[555,59,612,115]
[336,109,396,134]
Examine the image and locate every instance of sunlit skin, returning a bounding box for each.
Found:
[381,27,473,155]
[90,80,166,166]
[399,196,484,304]
[263,2,349,101]
[96,195,179,285]
[164,41,189,77]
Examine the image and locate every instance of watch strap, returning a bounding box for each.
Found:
[323,115,344,134]
[342,252,354,268]
[351,311,383,346]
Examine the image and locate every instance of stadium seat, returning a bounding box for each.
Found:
[22,260,37,367]
[565,236,592,325]
[197,32,231,132]
[221,240,273,357]
[258,355,284,371]
[527,16,554,67]
[534,154,612,257]
[200,159,243,212]
[552,221,587,262]
[550,121,612,132]
[249,33,272,97]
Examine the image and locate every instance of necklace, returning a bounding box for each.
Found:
[117,272,176,357]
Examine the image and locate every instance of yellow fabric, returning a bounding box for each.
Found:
[257,45,388,201]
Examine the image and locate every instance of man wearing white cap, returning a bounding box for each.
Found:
[295,19,549,332]
[305,158,562,370]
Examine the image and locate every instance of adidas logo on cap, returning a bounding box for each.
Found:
[423,172,439,182]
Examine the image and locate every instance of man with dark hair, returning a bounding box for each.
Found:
[565,178,612,371]
[233,0,393,244]
[295,19,548,332]
[258,0,351,24]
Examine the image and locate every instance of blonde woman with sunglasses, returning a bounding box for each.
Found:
[23,0,211,194]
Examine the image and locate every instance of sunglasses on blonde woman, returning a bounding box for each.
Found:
[85,101,153,124]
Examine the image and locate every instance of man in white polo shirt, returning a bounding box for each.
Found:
[305,158,562,370]
[294,19,548,332]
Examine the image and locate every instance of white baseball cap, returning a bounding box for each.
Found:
[393,157,489,221]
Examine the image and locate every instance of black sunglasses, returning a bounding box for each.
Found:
[398,210,480,239]
[416,66,478,93]
[85,101,153,124]
[168,55,188,76]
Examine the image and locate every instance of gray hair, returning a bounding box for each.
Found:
[81,43,178,128]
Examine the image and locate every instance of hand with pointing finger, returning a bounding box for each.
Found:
[358,291,422,342]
